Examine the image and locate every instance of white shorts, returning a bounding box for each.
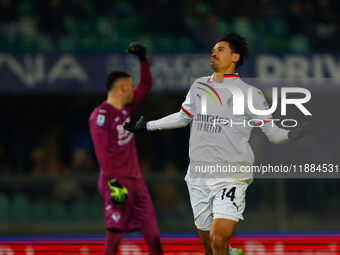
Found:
[186,180,251,231]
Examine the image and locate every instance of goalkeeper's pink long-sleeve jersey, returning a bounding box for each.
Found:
[89,61,152,179]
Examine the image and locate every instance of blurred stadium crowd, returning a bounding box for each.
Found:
[0,0,339,53]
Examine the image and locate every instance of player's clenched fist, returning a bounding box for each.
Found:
[126,42,147,61]
[123,116,148,132]
[107,178,128,204]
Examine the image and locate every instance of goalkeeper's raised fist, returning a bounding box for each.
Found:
[288,122,311,141]
[107,178,128,204]
[123,116,147,133]
[126,42,147,61]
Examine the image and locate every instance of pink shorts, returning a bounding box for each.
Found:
[98,175,158,232]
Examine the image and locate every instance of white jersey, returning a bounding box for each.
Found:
[147,74,289,186]
[182,74,275,185]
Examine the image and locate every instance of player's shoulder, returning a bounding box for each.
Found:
[193,76,211,84]
[235,77,264,95]
[91,102,110,115]
[89,102,112,127]
[189,76,211,89]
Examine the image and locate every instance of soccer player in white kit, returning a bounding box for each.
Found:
[124,33,310,255]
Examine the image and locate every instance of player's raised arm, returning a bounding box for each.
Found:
[126,42,152,111]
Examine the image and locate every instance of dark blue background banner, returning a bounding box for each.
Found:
[0,53,339,93]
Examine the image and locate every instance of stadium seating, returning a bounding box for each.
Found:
[0,0,337,53]
[10,193,30,221]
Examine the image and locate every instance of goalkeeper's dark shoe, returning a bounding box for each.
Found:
[107,179,128,204]
[126,42,147,61]
[123,116,147,133]
[235,247,245,255]
[288,122,311,141]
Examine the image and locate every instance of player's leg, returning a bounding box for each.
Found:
[198,229,212,255]
[211,181,251,255]
[129,179,163,255]
[104,228,122,255]
[98,175,134,254]
[198,226,244,255]
[186,182,214,254]
[140,220,163,255]
[210,218,237,255]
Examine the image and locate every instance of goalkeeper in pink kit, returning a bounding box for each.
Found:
[89,43,163,255]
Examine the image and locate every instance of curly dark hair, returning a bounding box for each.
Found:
[216,33,248,68]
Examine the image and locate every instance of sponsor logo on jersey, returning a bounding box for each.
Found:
[194,114,227,133]
[117,117,134,145]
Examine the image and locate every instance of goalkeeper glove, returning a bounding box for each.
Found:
[123,116,148,132]
[126,42,147,61]
[288,122,311,141]
[107,178,128,204]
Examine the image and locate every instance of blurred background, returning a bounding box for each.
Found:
[0,0,339,236]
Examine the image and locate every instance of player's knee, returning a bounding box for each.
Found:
[210,233,229,250]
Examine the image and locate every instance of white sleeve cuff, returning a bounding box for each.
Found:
[260,121,289,144]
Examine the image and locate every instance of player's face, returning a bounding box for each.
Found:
[210,41,239,72]
[124,77,134,104]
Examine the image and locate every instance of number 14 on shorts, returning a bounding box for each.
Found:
[221,187,240,211]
